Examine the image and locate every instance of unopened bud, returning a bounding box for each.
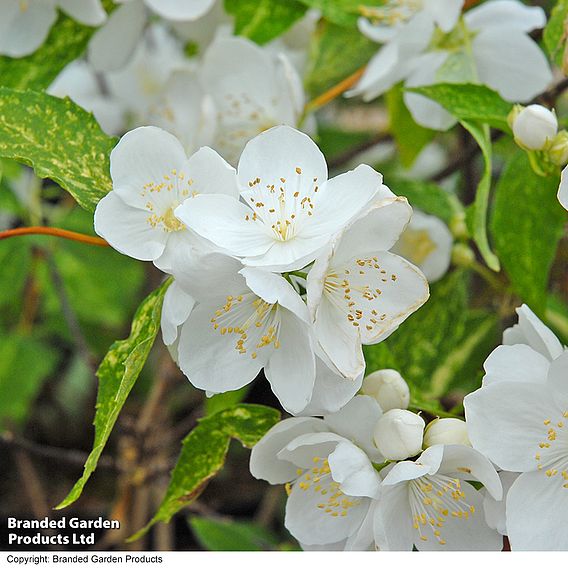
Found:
[373,409,425,461]
[361,369,409,411]
[512,104,557,151]
[451,243,475,267]
[449,212,469,240]
[423,418,471,448]
[548,130,568,166]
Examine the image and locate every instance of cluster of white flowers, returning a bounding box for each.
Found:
[348,0,552,130]
[252,305,568,550]
[94,124,430,414]
[251,372,502,550]
[49,24,308,166]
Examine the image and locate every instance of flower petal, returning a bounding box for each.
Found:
[506,469,568,550]
[416,483,502,551]
[264,308,316,415]
[110,126,188,211]
[472,29,552,102]
[249,417,329,484]
[503,304,564,360]
[0,0,56,57]
[300,358,364,417]
[177,301,267,393]
[303,165,384,241]
[94,191,166,261]
[437,444,502,500]
[145,0,215,21]
[465,0,546,33]
[175,194,274,257]
[374,483,414,551]
[328,441,381,498]
[58,0,107,26]
[237,126,327,198]
[547,350,568,406]
[559,166,568,211]
[160,280,195,346]
[88,0,146,72]
[333,197,413,266]
[482,344,550,386]
[324,395,383,460]
[464,381,558,472]
[285,472,371,546]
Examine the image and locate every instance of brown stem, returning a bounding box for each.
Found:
[304,66,367,114]
[0,226,109,247]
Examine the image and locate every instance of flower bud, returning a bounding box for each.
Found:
[512,104,557,151]
[423,418,471,448]
[549,130,568,166]
[451,243,475,268]
[373,409,425,461]
[361,369,409,411]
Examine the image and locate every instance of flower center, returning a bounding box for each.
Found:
[409,474,476,546]
[19,1,28,12]
[395,228,436,265]
[244,168,320,242]
[209,294,281,360]
[143,169,196,232]
[323,257,399,335]
[534,410,568,487]
[287,457,362,519]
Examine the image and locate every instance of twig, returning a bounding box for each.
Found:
[329,132,393,170]
[0,226,109,247]
[45,254,97,372]
[1,430,117,470]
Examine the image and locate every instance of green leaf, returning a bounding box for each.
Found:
[296,0,383,27]
[544,0,568,68]
[389,178,461,224]
[190,517,278,551]
[224,0,307,45]
[304,20,377,98]
[491,152,566,316]
[0,334,59,427]
[385,84,436,168]
[407,84,512,131]
[429,311,498,398]
[0,88,115,211]
[205,386,250,416]
[56,280,170,509]
[546,295,568,344]
[129,404,280,541]
[364,270,469,394]
[0,16,93,91]
[461,119,500,271]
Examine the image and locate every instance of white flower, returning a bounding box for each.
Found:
[464,305,568,550]
[306,197,430,379]
[373,409,425,461]
[148,68,217,155]
[250,395,384,549]
[361,368,410,411]
[558,165,568,212]
[482,471,519,536]
[48,60,125,136]
[0,0,106,57]
[176,126,385,272]
[167,250,316,415]
[94,126,239,272]
[423,418,470,448]
[392,210,453,283]
[88,0,216,71]
[200,37,305,165]
[350,0,552,131]
[512,104,558,151]
[376,444,503,550]
[104,24,187,124]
